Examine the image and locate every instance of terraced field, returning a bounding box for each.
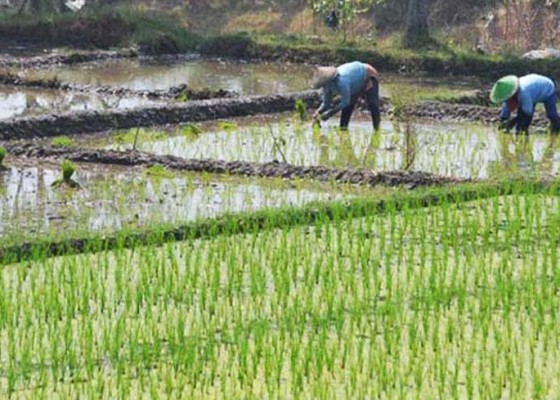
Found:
[0,53,559,398]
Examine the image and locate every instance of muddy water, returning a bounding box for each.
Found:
[0,86,163,120]
[0,159,352,242]
[79,113,560,179]
[23,59,313,94]
[23,58,482,96]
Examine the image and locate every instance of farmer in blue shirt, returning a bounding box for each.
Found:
[312,61,381,130]
[490,74,560,134]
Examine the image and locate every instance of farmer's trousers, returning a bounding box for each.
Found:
[340,77,381,130]
[544,92,560,134]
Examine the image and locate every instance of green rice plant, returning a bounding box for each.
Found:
[181,123,202,137]
[177,92,189,102]
[50,136,74,147]
[145,164,174,178]
[114,129,168,146]
[0,146,6,170]
[218,121,238,132]
[294,98,307,121]
[51,159,80,189]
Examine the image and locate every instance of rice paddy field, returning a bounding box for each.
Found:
[1,55,560,398]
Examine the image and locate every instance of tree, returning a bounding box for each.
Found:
[403,0,430,47]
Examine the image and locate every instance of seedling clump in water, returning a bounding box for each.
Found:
[181,123,202,138]
[145,164,174,178]
[295,98,308,121]
[50,136,74,147]
[218,121,238,132]
[0,146,6,170]
[52,159,80,188]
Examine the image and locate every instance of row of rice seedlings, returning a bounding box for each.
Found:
[0,183,559,397]
[103,116,560,179]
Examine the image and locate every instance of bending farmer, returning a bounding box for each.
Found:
[312,61,381,130]
[490,74,560,134]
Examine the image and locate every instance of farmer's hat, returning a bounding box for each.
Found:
[312,66,338,89]
[490,75,519,104]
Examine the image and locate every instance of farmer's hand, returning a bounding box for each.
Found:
[498,118,515,132]
[312,112,321,127]
[320,110,334,121]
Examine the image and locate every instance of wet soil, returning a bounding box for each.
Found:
[0,91,322,139]
[403,101,550,128]
[5,142,467,189]
[435,90,493,107]
[0,48,140,69]
[0,72,237,100]
[0,87,549,140]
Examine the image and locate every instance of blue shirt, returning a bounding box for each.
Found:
[319,61,368,114]
[500,74,556,119]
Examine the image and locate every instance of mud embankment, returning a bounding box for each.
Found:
[5,142,466,188]
[435,90,493,107]
[0,49,140,69]
[0,88,548,140]
[404,101,549,128]
[0,179,551,265]
[0,91,321,140]
[0,72,236,100]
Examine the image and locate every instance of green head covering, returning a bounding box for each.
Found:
[490,75,519,104]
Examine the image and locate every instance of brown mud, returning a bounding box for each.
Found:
[0,91,321,139]
[403,101,550,128]
[0,87,549,140]
[0,72,236,100]
[0,49,139,69]
[1,179,551,266]
[5,142,467,188]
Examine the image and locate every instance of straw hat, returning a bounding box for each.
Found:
[311,66,337,89]
[490,75,519,104]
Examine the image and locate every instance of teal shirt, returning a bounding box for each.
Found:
[319,61,368,114]
[500,74,556,119]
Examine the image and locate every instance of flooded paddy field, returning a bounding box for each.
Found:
[0,85,164,120]
[1,45,560,399]
[18,57,484,97]
[67,112,560,180]
[0,158,359,244]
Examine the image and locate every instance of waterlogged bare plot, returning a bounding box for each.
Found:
[91,115,560,179]
[22,58,478,96]
[0,86,162,120]
[23,59,314,95]
[1,193,559,398]
[0,160,352,243]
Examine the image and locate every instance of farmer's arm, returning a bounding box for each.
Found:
[515,90,534,132]
[499,102,511,120]
[519,90,534,117]
[315,89,332,114]
[319,84,350,120]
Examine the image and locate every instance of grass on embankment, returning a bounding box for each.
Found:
[1,178,558,266]
[0,8,201,53]
[2,8,560,80]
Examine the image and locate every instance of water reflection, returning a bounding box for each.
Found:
[24,58,479,96]
[488,133,560,178]
[0,162,346,240]
[0,87,163,120]
[26,60,315,95]
[97,115,536,179]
